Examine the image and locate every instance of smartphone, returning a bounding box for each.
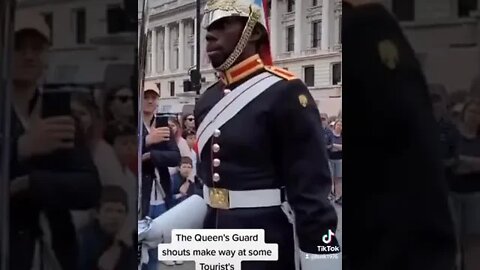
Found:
[155,115,169,128]
[42,90,71,118]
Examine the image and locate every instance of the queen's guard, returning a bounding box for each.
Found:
[139,0,341,269]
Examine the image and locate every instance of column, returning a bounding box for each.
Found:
[294,0,303,55]
[178,20,185,71]
[164,24,170,73]
[270,0,278,58]
[321,0,330,51]
[193,18,197,67]
[151,28,157,74]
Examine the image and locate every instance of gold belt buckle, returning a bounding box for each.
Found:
[209,187,230,209]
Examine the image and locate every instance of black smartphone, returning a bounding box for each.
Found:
[42,90,71,118]
[155,115,169,128]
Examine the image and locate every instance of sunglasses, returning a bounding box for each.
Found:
[186,117,195,121]
[113,95,133,103]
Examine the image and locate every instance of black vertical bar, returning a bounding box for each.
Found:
[195,0,201,95]
[0,1,15,270]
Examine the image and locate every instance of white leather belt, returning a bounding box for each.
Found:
[203,185,283,209]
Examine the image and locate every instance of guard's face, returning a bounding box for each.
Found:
[206,17,246,68]
[97,202,127,235]
[143,90,159,114]
[13,32,48,85]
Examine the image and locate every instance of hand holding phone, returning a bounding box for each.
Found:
[18,103,75,159]
[145,127,170,146]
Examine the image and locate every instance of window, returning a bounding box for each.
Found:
[312,20,321,48]
[190,44,195,67]
[286,26,294,52]
[304,66,315,87]
[287,0,295,12]
[42,13,53,43]
[146,31,152,75]
[156,83,162,97]
[107,5,128,34]
[73,8,86,44]
[174,47,179,70]
[459,0,477,17]
[312,0,318,7]
[338,15,342,43]
[332,62,342,85]
[169,81,175,96]
[157,30,164,72]
[392,0,414,21]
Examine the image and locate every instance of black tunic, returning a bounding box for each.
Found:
[194,55,339,270]
[343,3,456,270]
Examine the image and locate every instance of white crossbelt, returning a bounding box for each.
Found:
[203,185,283,209]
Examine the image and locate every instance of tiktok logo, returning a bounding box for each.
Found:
[322,229,335,244]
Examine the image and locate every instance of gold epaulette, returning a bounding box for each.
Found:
[264,66,297,81]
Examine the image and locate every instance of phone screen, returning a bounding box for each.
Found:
[155,116,169,128]
[42,91,71,118]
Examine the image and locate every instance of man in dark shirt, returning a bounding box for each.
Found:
[140,87,180,270]
[10,11,100,270]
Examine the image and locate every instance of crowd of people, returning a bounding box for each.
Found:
[9,10,144,270]
[429,82,480,269]
[140,86,204,269]
[320,113,343,205]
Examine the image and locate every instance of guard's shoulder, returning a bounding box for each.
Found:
[265,66,297,81]
[195,81,219,110]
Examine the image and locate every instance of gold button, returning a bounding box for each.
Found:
[212,144,220,153]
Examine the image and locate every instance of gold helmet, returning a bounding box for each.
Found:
[202,0,272,71]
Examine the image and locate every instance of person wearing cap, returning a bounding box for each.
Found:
[191,0,339,269]
[140,86,181,269]
[9,11,101,270]
[344,0,456,269]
